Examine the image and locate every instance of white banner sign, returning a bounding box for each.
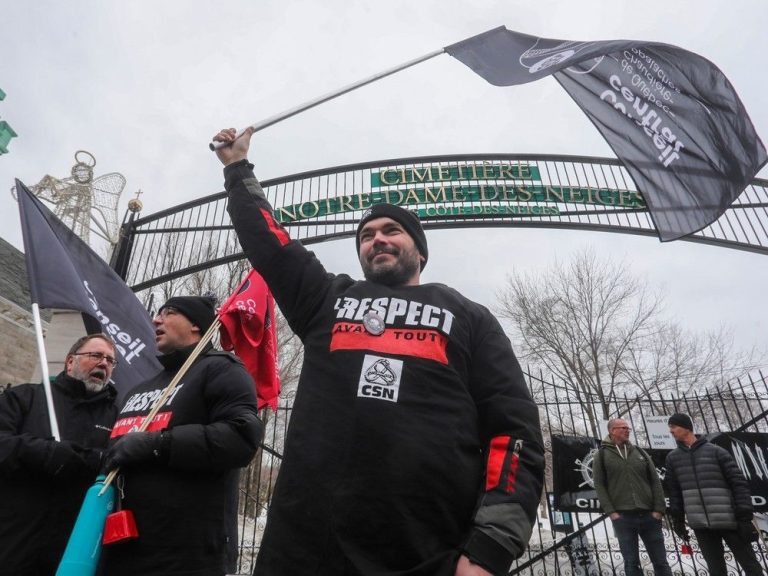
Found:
[645,415,676,449]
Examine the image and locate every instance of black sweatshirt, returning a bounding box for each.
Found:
[225,161,544,576]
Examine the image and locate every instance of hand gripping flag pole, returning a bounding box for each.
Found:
[208,48,445,150]
[98,316,222,495]
[98,268,279,493]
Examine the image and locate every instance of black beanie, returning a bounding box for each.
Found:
[355,204,429,270]
[160,295,217,334]
[668,413,694,431]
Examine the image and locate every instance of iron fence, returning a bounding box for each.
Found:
[111,154,768,292]
[231,369,768,575]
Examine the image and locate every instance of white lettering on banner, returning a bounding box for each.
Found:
[575,498,601,509]
[732,441,768,481]
[600,74,686,168]
[83,280,148,365]
[333,296,455,335]
[120,383,185,414]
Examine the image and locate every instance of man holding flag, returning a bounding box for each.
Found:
[0,333,118,576]
[99,295,263,576]
[216,127,544,576]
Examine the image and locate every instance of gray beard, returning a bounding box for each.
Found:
[84,380,107,394]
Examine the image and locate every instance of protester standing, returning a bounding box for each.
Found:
[100,296,262,576]
[0,334,118,576]
[666,413,764,576]
[593,418,672,576]
[215,127,545,576]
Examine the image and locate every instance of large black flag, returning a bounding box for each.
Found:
[551,434,601,512]
[16,179,160,398]
[446,27,767,241]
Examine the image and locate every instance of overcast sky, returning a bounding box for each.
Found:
[1,1,767,361]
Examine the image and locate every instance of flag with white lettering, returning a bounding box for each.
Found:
[446,27,767,241]
[710,431,768,512]
[16,179,160,398]
[219,269,280,411]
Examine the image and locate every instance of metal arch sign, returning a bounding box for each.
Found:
[272,161,646,224]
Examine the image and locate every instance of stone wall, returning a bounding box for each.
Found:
[0,295,38,387]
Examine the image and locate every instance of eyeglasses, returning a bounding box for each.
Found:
[155,307,179,319]
[73,351,118,367]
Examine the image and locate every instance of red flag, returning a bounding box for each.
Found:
[219,270,280,411]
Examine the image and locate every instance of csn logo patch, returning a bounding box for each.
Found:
[358,354,402,403]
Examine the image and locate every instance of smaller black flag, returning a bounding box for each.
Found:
[16,179,161,398]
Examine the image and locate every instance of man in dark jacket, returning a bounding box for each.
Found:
[666,413,764,576]
[100,295,263,576]
[592,418,672,576]
[214,128,545,576]
[0,333,119,576]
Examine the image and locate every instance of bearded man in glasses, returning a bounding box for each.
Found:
[0,333,119,576]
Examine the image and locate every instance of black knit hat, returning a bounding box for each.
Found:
[668,413,694,431]
[160,295,217,334]
[355,204,428,270]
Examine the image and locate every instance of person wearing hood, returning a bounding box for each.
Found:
[666,413,763,576]
[592,418,672,576]
[100,295,263,576]
[0,333,119,576]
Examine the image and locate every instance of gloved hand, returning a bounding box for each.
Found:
[105,431,168,470]
[738,520,759,542]
[70,444,105,475]
[18,436,89,478]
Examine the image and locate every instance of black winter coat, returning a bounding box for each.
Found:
[0,373,117,576]
[99,346,262,576]
[665,437,753,530]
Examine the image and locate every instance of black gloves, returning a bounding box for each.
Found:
[105,431,169,470]
[738,520,759,542]
[18,436,96,479]
[45,441,88,478]
[73,445,105,475]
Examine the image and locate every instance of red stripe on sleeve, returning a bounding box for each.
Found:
[260,208,291,246]
[486,436,511,491]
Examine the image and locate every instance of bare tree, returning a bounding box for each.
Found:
[496,250,762,436]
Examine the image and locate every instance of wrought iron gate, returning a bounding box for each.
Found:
[233,370,768,575]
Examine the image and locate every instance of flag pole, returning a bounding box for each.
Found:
[209,47,445,150]
[32,303,61,441]
[99,317,222,494]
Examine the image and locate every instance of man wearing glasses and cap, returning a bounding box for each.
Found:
[214,128,544,576]
[592,418,672,576]
[0,333,119,576]
[100,295,263,576]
